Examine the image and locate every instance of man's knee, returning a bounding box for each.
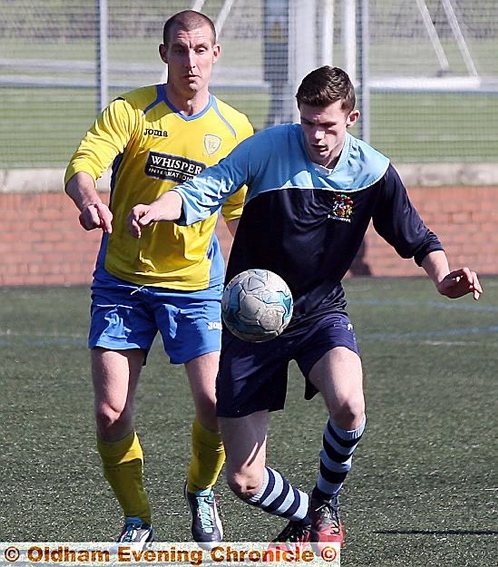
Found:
[95,402,133,439]
[225,469,263,501]
[331,398,366,430]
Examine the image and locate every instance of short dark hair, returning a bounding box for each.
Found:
[296,66,356,113]
[163,10,217,47]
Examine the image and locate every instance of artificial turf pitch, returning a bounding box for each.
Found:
[0,277,496,566]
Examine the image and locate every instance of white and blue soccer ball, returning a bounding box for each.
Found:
[221,268,293,342]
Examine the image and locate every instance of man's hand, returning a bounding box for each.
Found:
[79,202,113,233]
[436,267,482,300]
[127,191,184,238]
[127,204,154,238]
[65,172,113,233]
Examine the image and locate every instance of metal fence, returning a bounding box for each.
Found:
[1,0,497,169]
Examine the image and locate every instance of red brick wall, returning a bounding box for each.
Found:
[217,185,498,278]
[0,192,101,286]
[0,185,496,286]
[362,185,498,277]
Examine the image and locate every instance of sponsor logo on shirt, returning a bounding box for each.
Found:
[207,322,223,330]
[145,152,206,183]
[327,193,354,222]
[144,128,169,137]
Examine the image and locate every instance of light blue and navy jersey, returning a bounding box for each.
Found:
[174,125,443,327]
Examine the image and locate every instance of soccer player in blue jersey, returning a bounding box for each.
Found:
[64,10,253,549]
[127,65,482,548]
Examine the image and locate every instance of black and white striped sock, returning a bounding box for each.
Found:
[247,466,309,522]
[312,416,366,502]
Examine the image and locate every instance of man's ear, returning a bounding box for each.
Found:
[212,43,221,64]
[159,44,168,64]
[346,109,360,128]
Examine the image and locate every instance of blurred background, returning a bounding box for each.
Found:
[1,0,497,285]
[1,0,497,168]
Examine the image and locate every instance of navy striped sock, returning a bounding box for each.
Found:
[247,466,309,522]
[312,416,366,501]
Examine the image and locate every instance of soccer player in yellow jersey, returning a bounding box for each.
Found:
[64,10,253,549]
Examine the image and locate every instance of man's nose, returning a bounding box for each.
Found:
[185,50,196,68]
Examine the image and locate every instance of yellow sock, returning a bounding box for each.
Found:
[187,419,225,493]
[97,431,152,524]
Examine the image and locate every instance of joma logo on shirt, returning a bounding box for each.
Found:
[145,152,206,183]
[144,128,169,137]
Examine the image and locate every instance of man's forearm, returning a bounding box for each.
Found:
[148,190,183,222]
[65,171,100,212]
[421,249,450,286]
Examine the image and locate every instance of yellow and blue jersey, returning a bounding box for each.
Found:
[64,85,253,289]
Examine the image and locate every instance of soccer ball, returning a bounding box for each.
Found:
[221,268,293,342]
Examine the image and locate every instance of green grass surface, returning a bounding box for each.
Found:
[1,0,498,168]
[1,87,497,168]
[2,93,498,169]
[0,278,497,565]
[368,91,498,163]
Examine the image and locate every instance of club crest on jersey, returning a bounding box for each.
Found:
[328,193,354,222]
[204,134,222,156]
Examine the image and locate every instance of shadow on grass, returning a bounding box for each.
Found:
[376,529,498,536]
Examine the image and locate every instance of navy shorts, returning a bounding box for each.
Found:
[89,272,223,364]
[216,312,360,418]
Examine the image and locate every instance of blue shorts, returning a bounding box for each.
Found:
[216,313,360,417]
[89,272,223,364]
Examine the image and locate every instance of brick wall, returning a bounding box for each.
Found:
[217,185,498,278]
[362,185,498,277]
[0,182,497,286]
[0,192,101,286]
